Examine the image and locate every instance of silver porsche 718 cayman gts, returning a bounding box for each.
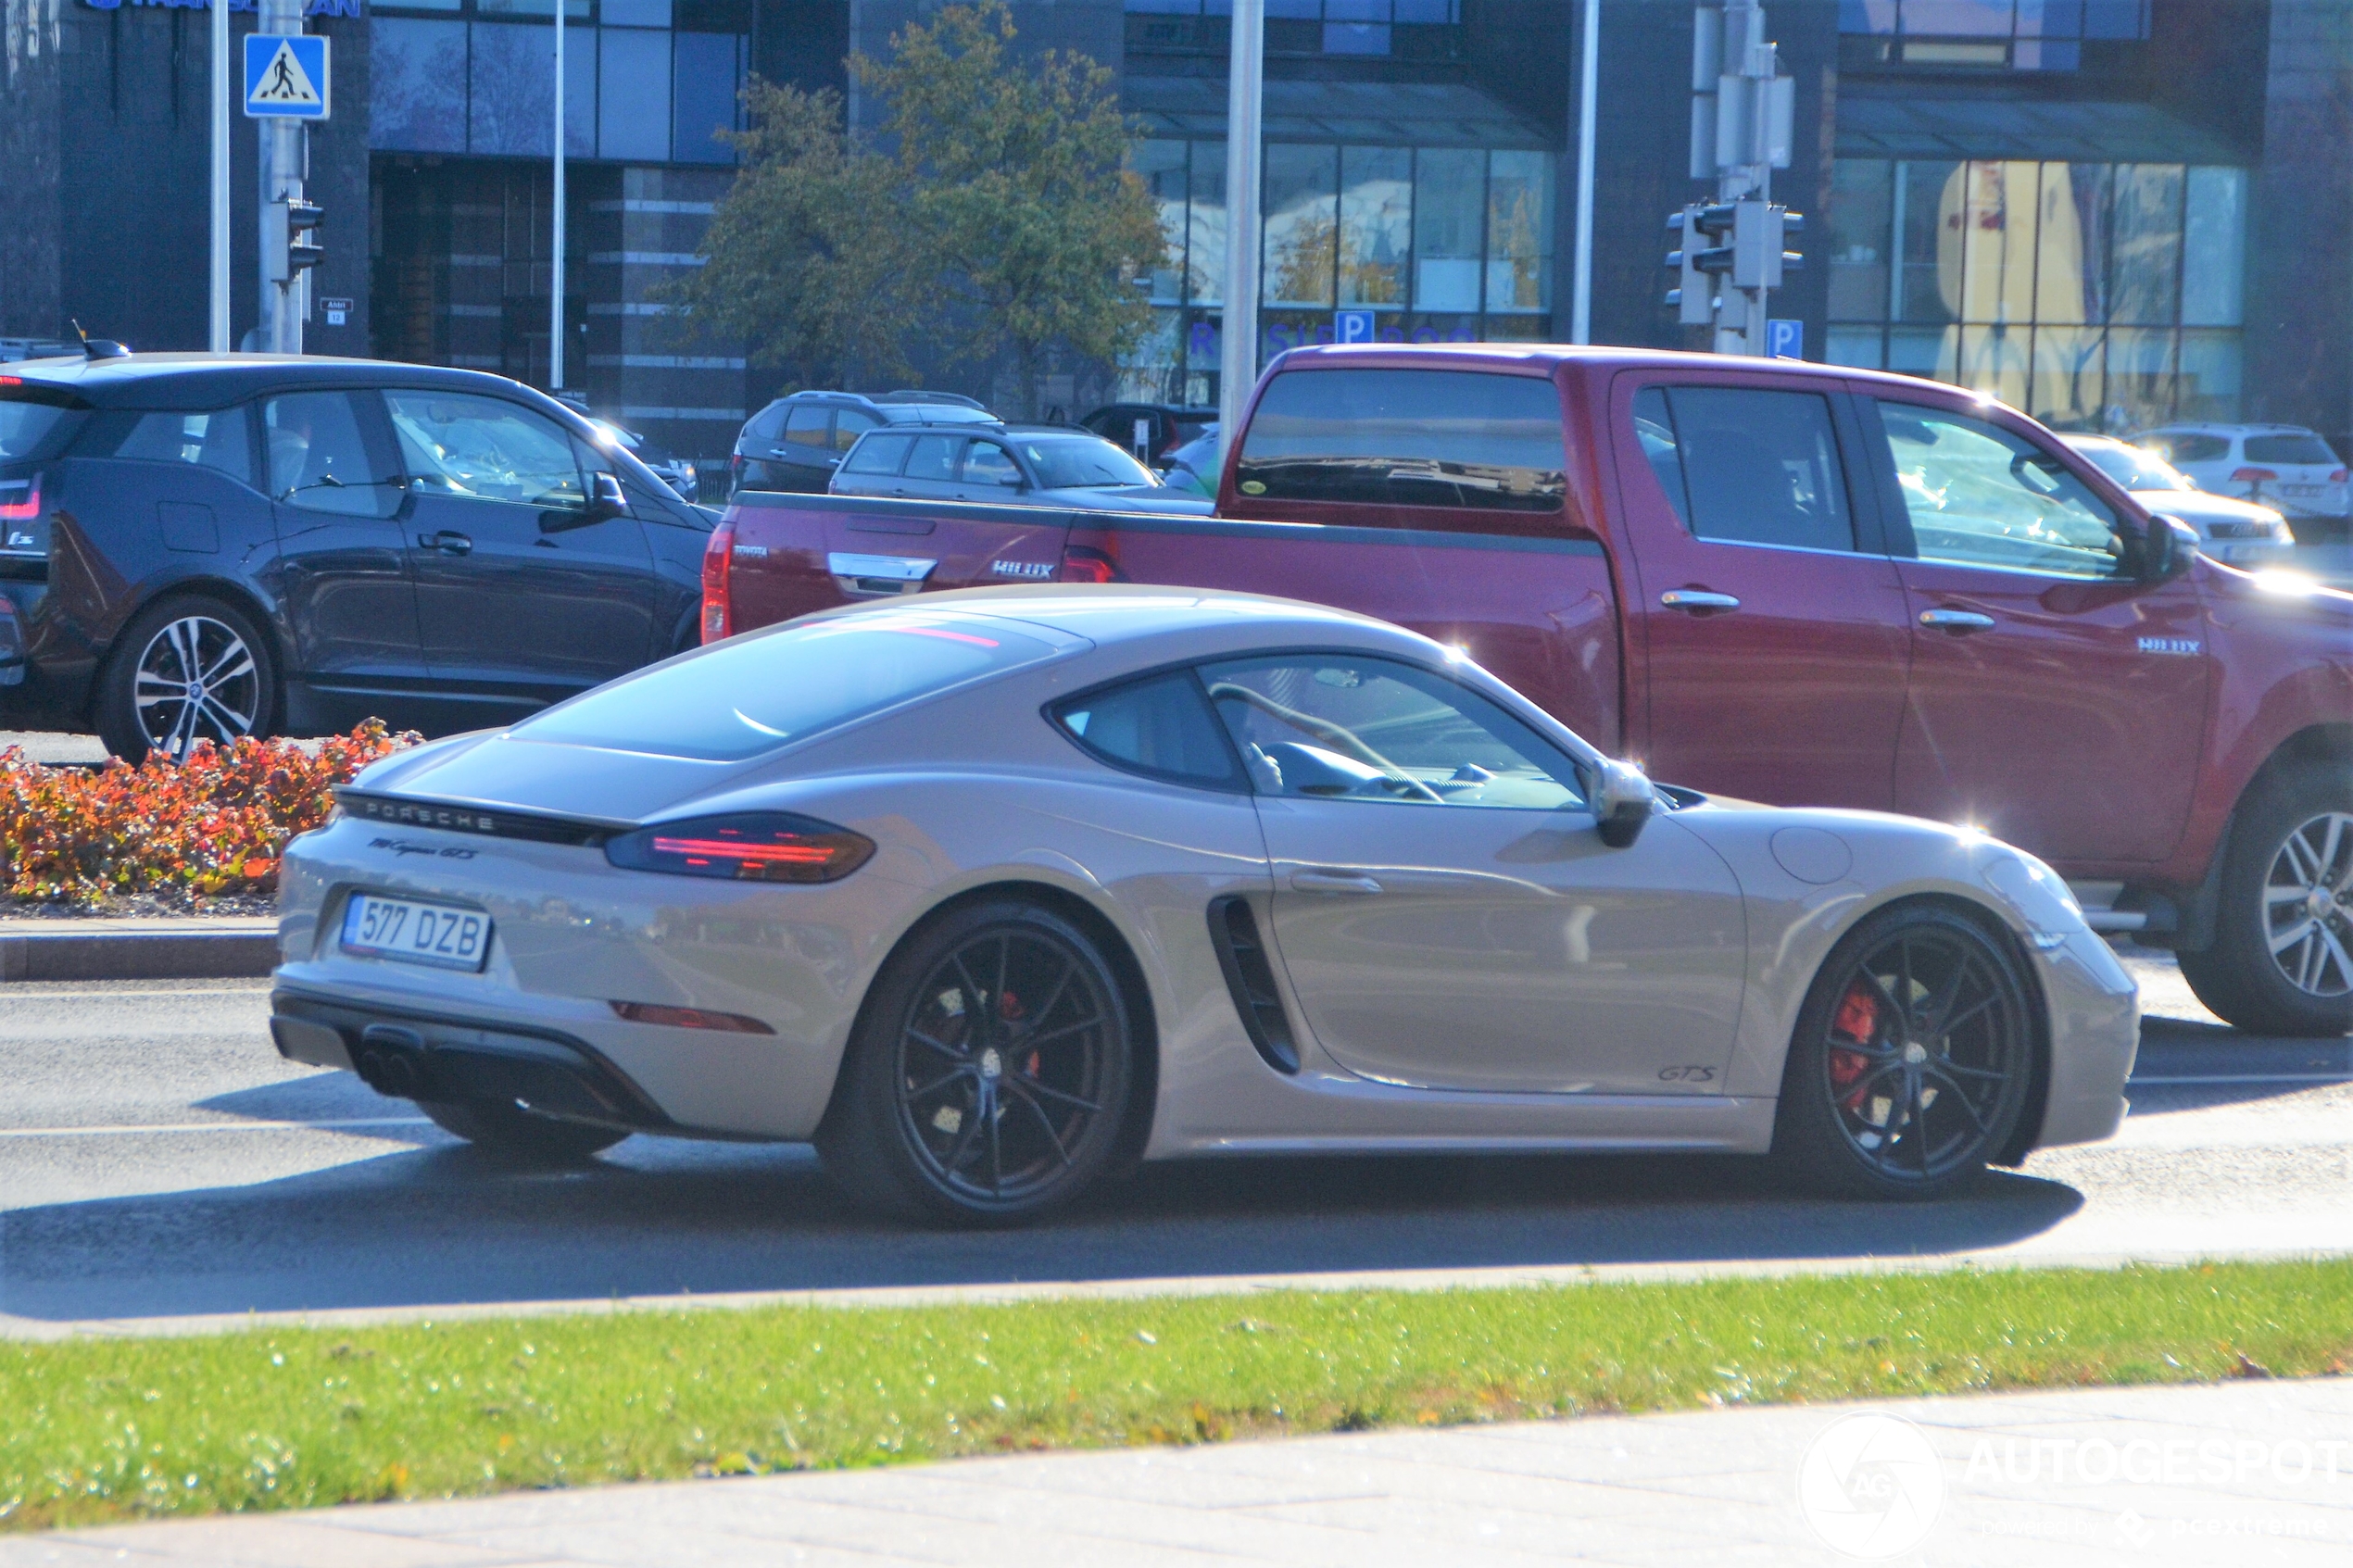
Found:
[270,587,2136,1223]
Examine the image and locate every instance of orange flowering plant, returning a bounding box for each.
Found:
[0,722,417,908]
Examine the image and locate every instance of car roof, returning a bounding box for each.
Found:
[823,583,1413,653]
[0,352,554,412]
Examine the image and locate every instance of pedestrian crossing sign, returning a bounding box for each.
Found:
[244,34,330,120]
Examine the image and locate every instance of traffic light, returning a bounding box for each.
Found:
[266,198,326,284]
[1665,203,1735,326]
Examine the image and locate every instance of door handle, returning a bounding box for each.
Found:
[1919,607,1996,633]
[1290,871,1384,896]
[418,531,472,556]
[1659,589,1740,613]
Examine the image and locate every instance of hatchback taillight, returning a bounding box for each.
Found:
[0,473,40,524]
[2334,469,2348,484]
[700,521,735,643]
[605,812,874,884]
[2231,467,2278,485]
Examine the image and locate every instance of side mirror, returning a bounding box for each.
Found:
[542,472,630,533]
[2141,514,2198,581]
[1590,759,1658,848]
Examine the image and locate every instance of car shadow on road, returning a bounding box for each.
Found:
[0,1120,2087,1325]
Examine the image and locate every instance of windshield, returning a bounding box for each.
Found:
[2077,444,2193,492]
[1019,436,1154,489]
[512,611,1069,761]
[0,388,87,463]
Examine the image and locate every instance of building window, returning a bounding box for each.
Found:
[1121,139,1554,405]
[1838,0,2149,71]
[1125,0,1463,61]
[1823,157,2247,430]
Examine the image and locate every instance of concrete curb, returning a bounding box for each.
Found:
[0,919,278,982]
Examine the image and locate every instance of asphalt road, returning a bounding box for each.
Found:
[1,954,2347,1337]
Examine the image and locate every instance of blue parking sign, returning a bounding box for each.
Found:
[245,34,331,119]
[1766,319,1804,360]
[1334,308,1377,345]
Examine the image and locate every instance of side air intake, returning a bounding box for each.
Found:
[1207,895,1300,1074]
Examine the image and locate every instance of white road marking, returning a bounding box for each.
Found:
[0,1117,433,1138]
[2128,1073,2353,1086]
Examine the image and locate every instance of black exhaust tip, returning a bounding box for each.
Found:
[357,1024,429,1100]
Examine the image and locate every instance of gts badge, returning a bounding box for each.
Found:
[2137,636,2202,656]
[989,559,1055,580]
[371,836,478,860]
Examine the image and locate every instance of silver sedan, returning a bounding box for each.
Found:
[269,588,2136,1223]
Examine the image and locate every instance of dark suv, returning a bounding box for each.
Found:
[0,353,711,762]
[729,390,997,495]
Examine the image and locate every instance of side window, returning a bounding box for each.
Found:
[1051,670,1243,791]
[112,407,255,488]
[1200,654,1584,810]
[781,404,830,452]
[962,441,1024,488]
[384,392,585,509]
[262,392,401,518]
[903,434,960,483]
[842,433,913,475]
[1649,387,1854,552]
[1234,369,1567,513]
[832,408,880,453]
[1631,387,1691,530]
[1875,402,2127,580]
[744,403,789,443]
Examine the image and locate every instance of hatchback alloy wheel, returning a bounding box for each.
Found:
[2262,811,2353,999]
[132,612,263,761]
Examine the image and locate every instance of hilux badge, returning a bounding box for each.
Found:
[2136,636,2201,656]
[989,559,1055,580]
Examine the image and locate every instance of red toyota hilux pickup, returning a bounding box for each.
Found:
[706,345,2353,1037]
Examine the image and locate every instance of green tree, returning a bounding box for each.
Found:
[656,82,922,391]
[858,2,1165,417]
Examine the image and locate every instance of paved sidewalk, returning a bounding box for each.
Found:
[5,1379,2347,1566]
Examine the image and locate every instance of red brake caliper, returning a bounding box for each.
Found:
[1830,983,1879,1110]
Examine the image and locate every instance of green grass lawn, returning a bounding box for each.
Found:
[6,1259,2349,1534]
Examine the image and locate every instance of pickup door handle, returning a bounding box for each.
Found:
[1919,608,1996,633]
[1290,871,1384,896]
[1659,589,1740,613]
[418,531,472,556]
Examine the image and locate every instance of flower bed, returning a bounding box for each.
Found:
[0,723,416,911]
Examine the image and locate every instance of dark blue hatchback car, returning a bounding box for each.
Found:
[0,353,711,762]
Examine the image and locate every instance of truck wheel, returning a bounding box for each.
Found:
[420,1098,627,1163]
[1769,903,2037,1201]
[816,897,1135,1226]
[2178,763,2353,1037]
[94,595,277,765]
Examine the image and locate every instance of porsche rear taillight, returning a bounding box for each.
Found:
[604,811,874,884]
[701,520,735,643]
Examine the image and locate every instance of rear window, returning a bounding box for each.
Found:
[1235,369,1567,512]
[0,386,89,463]
[2150,433,2232,465]
[514,611,1069,762]
[2244,433,2339,467]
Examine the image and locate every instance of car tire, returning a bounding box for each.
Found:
[1769,902,2038,1201]
[817,897,1136,1227]
[419,1098,628,1163]
[2177,763,2353,1037]
[94,594,278,765]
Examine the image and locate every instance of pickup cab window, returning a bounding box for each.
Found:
[1875,403,2127,579]
[1234,369,1567,513]
[1636,386,1855,552]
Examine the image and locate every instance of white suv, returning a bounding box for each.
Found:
[2137,423,2349,541]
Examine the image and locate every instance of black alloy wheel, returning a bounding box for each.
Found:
[819,898,1134,1225]
[1772,904,2035,1200]
[96,596,276,764]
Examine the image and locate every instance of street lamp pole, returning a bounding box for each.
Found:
[551,0,566,393]
[1570,0,1600,345]
[210,0,231,352]
[1216,0,1264,474]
